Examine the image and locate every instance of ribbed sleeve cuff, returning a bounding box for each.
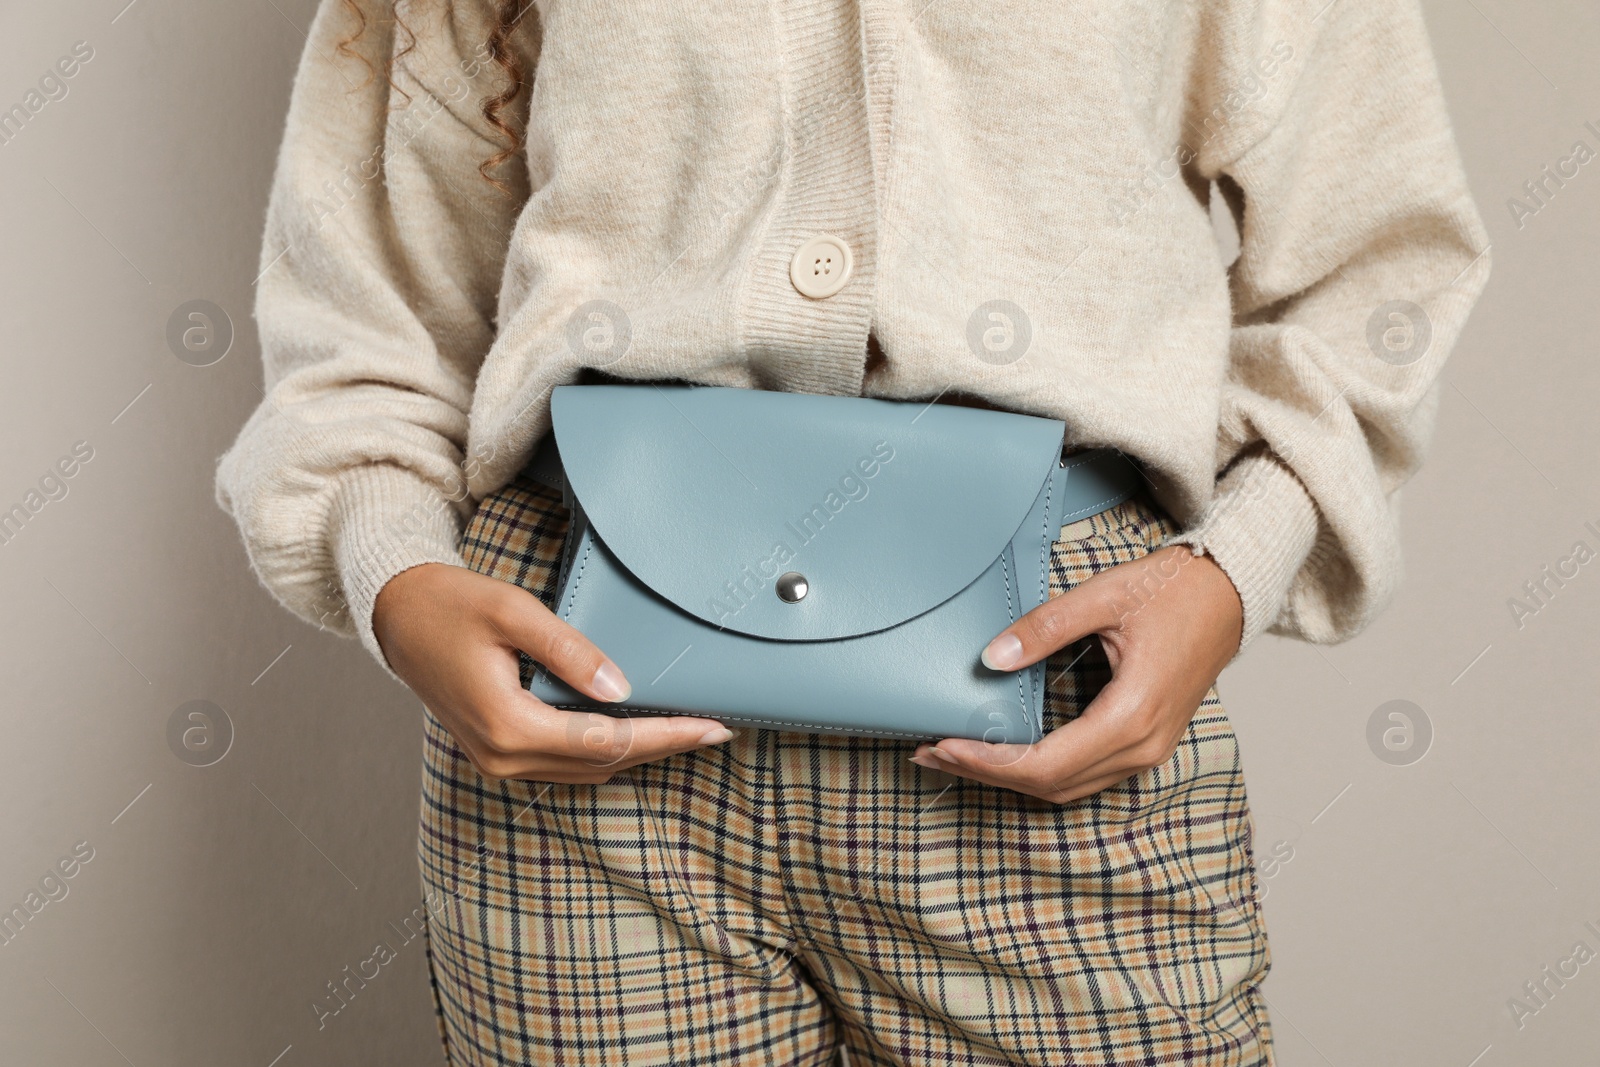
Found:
[328,464,470,680]
[1161,450,1321,662]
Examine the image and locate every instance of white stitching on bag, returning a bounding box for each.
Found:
[535,528,596,689]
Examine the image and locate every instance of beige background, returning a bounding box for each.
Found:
[1,0,1595,1063]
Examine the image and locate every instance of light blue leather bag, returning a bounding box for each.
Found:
[525,384,1141,743]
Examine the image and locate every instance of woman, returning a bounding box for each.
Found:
[217,0,1490,1062]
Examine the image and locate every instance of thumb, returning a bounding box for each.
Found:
[979,578,1124,673]
[485,583,632,705]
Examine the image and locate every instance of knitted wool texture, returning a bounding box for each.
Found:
[216,0,1491,677]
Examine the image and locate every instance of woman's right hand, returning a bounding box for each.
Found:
[372,562,735,783]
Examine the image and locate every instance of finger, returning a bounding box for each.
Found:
[929,667,1142,770]
[483,583,633,704]
[1039,768,1143,805]
[542,708,736,768]
[404,571,733,782]
[979,580,1123,673]
[912,663,1160,792]
[910,743,1144,805]
[972,716,1177,802]
[469,701,736,781]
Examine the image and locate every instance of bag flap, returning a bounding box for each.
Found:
[550,384,1066,641]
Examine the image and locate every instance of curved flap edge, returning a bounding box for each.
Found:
[551,385,1065,640]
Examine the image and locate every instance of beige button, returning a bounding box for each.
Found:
[789,235,853,299]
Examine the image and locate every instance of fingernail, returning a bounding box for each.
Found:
[590,660,631,703]
[981,633,1023,671]
[929,747,957,764]
[908,755,938,769]
[698,727,736,746]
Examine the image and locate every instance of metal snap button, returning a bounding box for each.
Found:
[775,572,809,603]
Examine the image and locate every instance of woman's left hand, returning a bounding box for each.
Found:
[910,544,1243,803]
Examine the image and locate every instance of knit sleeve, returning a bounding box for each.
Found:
[1163,0,1491,660]
[214,0,537,674]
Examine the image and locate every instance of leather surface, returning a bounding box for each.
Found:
[549,384,1067,640]
[528,385,1141,742]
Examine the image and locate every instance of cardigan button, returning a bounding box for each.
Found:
[789,235,853,299]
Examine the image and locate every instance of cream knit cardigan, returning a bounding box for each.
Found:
[216,0,1490,676]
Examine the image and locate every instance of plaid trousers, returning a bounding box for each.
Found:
[419,475,1274,1066]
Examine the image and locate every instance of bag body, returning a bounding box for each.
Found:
[525,384,1142,741]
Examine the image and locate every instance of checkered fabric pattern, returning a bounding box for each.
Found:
[419,474,1274,1066]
